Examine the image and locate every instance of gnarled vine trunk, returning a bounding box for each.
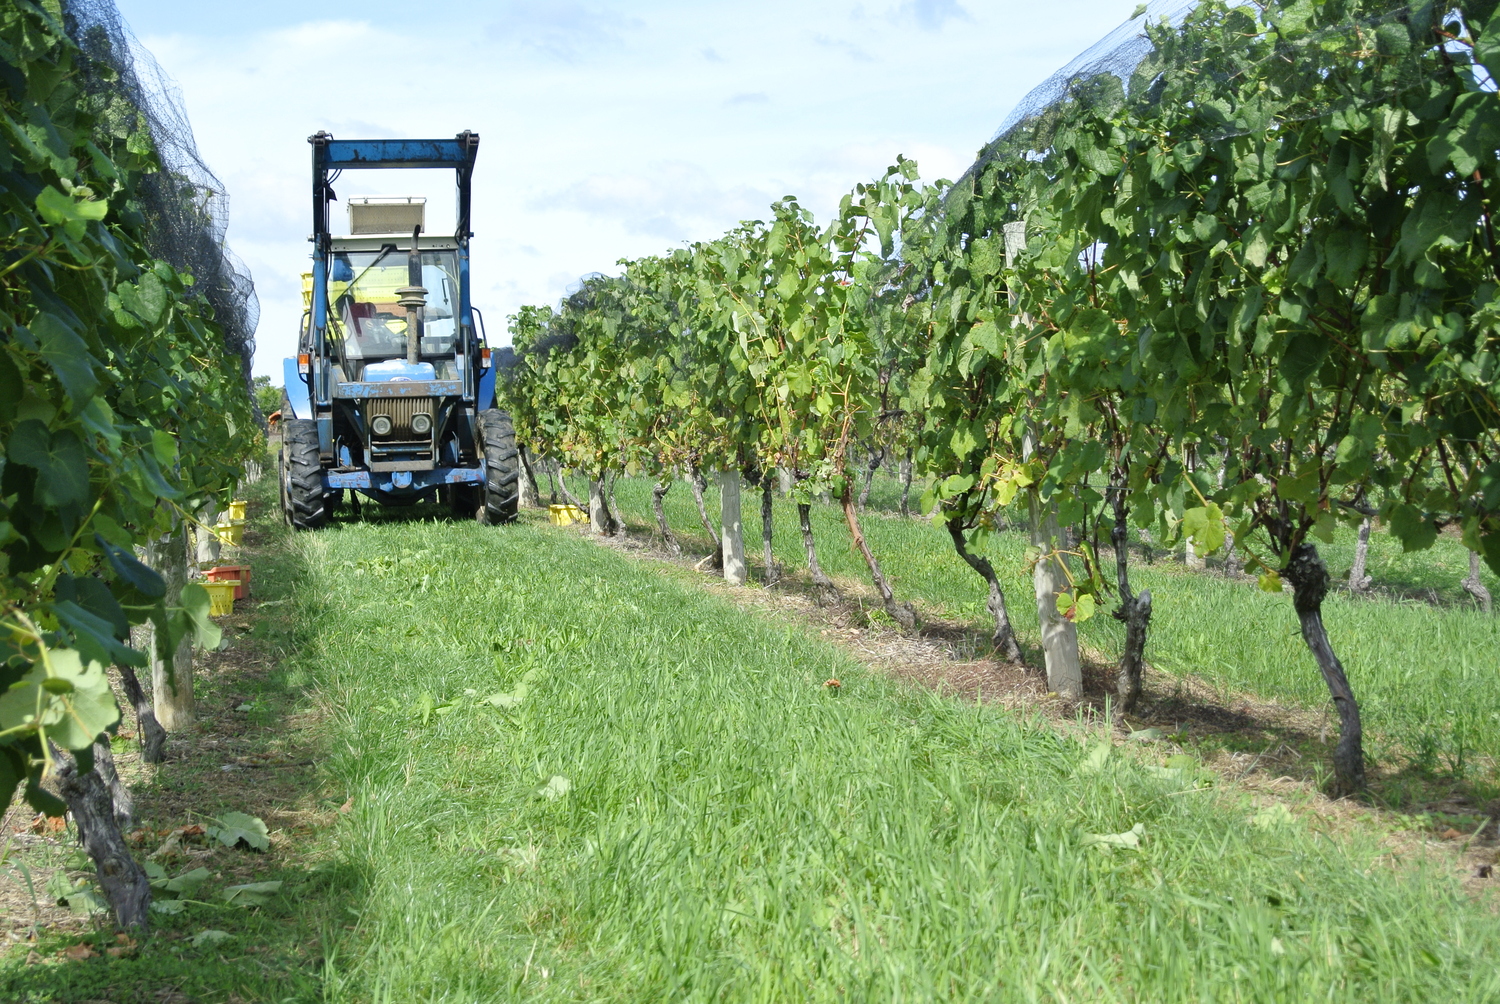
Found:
[944,511,1021,660]
[857,444,884,512]
[543,456,558,505]
[1348,516,1373,594]
[518,447,541,508]
[1109,489,1152,715]
[760,471,779,586]
[117,660,166,764]
[687,461,722,570]
[651,476,680,554]
[54,747,150,930]
[1282,542,1365,795]
[1462,550,1492,613]
[555,468,585,509]
[797,501,837,604]
[841,480,916,628]
[587,473,619,536]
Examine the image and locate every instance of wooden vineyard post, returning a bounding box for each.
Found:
[195,500,220,567]
[146,519,195,730]
[1006,221,1082,700]
[721,469,747,585]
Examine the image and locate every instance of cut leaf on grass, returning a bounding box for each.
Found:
[207,811,269,851]
[1144,753,1214,787]
[484,689,525,709]
[220,880,283,906]
[150,898,186,915]
[537,775,572,800]
[192,929,232,947]
[1081,822,1146,852]
[1250,803,1295,829]
[1076,741,1111,775]
[46,871,108,915]
[1128,727,1164,742]
[164,866,211,897]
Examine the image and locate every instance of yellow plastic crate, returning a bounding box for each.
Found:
[548,504,588,526]
[228,499,248,521]
[215,521,244,546]
[203,580,238,616]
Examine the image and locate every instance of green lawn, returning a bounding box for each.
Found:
[250,496,1500,1000]
[610,475,1500,773]
[8,485,1494,1002]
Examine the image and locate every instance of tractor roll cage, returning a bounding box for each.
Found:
[306,130,480,412]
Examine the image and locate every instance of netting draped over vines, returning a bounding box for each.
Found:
[969,0,1487,179]
[60,0,258,387]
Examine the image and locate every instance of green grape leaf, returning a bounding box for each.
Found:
[1181,503,1226,555]
[1387,502,1437,553]
[7,420,89,507]
[96,536,166,600]
[0,648,118,750]
[171,583,223,652]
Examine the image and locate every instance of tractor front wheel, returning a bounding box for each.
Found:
[477,410,519,525]
[282,419,329,530]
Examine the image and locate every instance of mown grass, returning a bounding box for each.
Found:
[610,476,1500,775]
[269,499,1500,1001]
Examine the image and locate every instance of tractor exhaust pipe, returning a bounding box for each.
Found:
[397,224,427,365]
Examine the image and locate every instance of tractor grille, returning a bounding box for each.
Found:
[367,396,434,438]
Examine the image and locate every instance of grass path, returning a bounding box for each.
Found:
[7,486,1495,1002]
[286,500,1497,1001]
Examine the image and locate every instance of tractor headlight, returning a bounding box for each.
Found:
[411,413,432,435]
[371,415,393,437]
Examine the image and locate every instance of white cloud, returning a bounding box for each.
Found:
[812,34,874,61]
[539,163,776,240]
[897,0,974,30]
[485,2,645,61]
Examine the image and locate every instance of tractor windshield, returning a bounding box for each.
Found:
[326,248,461,378]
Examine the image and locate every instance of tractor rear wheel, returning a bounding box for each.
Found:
[282,419,328,530]
[477,410,519,524]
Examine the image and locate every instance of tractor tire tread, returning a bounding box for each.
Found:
[282,419,328,530]
[478,409,519,525]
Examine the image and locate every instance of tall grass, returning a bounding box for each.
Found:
[610,477,1500,770]
[275,514,1500,1001]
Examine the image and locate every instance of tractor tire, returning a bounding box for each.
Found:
[477,409,519,525]
[282,419,329,530]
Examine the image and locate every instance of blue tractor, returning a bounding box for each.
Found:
[279,131,517,528]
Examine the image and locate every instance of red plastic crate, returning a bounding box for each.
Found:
[206,564,251,600]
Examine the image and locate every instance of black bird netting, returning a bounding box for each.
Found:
[60,0,259,394]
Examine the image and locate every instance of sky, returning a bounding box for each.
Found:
[110,0,1138,378]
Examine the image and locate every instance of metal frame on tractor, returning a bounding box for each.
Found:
[279,131,518,528]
